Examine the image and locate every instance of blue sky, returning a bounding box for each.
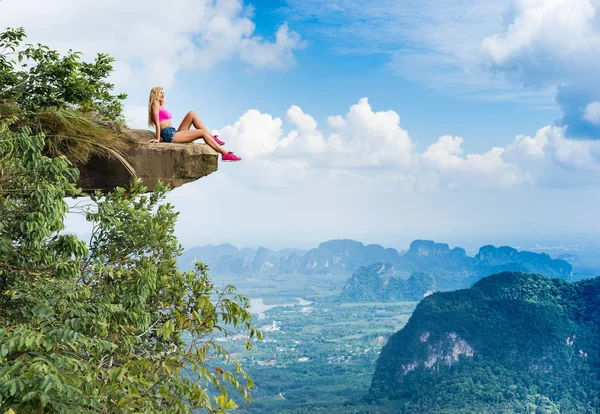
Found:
[3,0,600,250]
[167,0,561,153]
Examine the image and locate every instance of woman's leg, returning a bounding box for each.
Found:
[172,129,228,155]
[178,111,210,132]
[178,111,226,145]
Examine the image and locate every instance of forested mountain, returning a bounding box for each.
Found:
[367,272,600,413]
[179,239,572,290]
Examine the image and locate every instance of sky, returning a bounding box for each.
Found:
[3,0,600,251]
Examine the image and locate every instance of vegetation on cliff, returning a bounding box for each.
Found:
[0,27,135,165]
[0,31,260,413]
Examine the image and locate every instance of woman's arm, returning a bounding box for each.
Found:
[149,101,161,142]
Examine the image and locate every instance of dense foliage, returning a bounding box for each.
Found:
[0,120,261,411]
[0,28,134,164]
[0,27,125,120]
[368,272,600,413]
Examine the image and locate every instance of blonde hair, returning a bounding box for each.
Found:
[148,86,163,127]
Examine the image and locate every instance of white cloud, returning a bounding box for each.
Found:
[502,125,600,189]
[216,110,284,159]
[507,126,598,170]
[422,135,465,170]
[551,132,600,170]
[218,98,415,171]
[0,0,305,90]
[210,98,600,192]
[481,0,600,83]
[421,136,527,190]
[507,128,549,159]
[277,105,327,155]
[321,98,414,168]
[583,101,600,125]
[478,0,600,139]
[239,23,308,69]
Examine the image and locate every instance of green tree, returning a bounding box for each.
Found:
[0,27,133,165]
[0,121,261,412]
[0,27,126,120]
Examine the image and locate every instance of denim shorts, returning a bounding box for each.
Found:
[160,127,176,143]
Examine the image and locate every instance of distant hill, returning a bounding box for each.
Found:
[178,239,402,275]
[339,244,573,302]
[179,239,572,290]
[367,272,600,413]
[178,244,306,274]
[558,253,581,264]
[340,262,435,302]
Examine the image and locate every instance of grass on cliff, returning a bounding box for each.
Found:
[0,101,138,167]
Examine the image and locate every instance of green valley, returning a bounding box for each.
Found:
[205,271,417,413]
[196,252,600,413]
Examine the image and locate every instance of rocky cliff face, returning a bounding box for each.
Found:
[367,272,600,412]
[76,129,219,193]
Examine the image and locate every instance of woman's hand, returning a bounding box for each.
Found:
[148,138,160,143]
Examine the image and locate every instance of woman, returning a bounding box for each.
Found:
[147,86,241,162]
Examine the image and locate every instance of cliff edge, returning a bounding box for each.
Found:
[76,129,219,193]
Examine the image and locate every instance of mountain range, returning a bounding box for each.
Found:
[179,239,572,290]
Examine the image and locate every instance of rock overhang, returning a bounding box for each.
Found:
[76,129,219,193]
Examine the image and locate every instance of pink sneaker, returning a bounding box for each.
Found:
[222,151,241,162]
[213,135,225,146]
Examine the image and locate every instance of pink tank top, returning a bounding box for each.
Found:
[158,107,172,122]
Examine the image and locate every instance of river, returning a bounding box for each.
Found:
[250,298,313,320]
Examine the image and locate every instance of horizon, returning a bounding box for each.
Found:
[177,234,600,256]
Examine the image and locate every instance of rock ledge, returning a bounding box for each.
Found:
[76,129,219,193]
